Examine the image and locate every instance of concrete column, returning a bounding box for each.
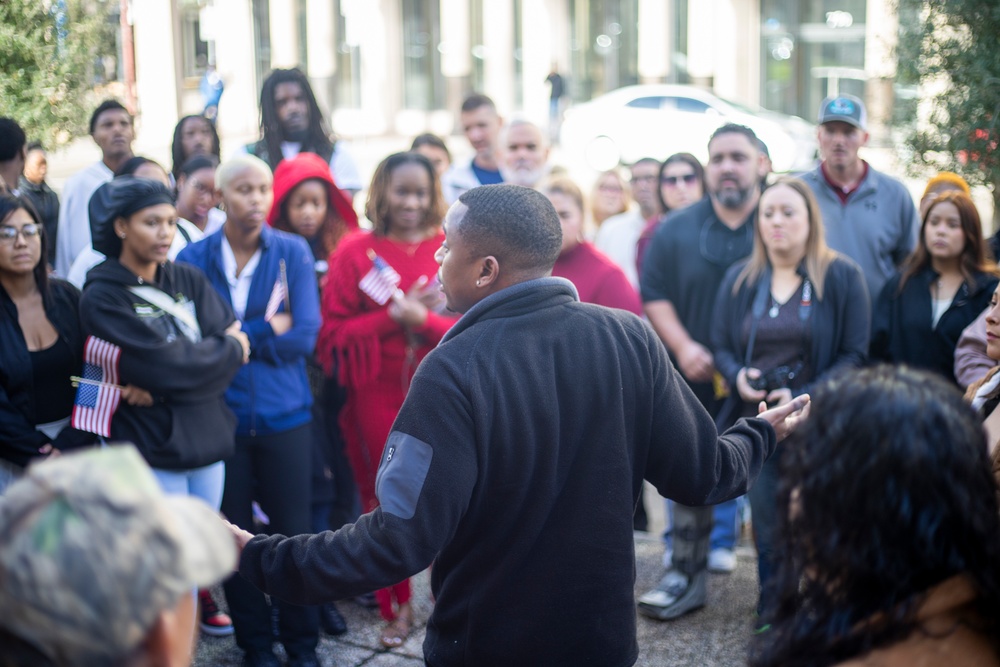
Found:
[482,0,514,117]
[865,0,897,138]
[440,0,471,119]
[306,0,336,114]
[269,0,299,68]
[213,0,259,148]
[521,0,553,122]
[686,0,716,89]
[331,0,390,136]
[132,0,181,149]
[638,0,670,82]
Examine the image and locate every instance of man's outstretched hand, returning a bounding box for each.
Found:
[223,519,255,563]
[756,394,810,442]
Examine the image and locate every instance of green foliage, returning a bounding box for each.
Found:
[898,0,1000,221]
[0,0,116,148]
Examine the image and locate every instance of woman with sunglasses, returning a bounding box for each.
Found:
[636,153,706,273]
[0,195,94,492]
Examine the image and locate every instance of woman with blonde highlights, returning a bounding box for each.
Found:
[710,176,870,616]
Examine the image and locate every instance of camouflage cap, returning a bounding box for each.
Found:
[0,445,236,666]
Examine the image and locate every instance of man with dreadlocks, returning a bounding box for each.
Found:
[243,68,362,200]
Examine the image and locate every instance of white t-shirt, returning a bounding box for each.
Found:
[220,234,261,321]
[55,161,114,277]
[593,209,645,289]
[236,140,362,192]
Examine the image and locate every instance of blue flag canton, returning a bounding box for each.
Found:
[77,362,102,407]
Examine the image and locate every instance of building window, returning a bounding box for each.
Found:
[251,0,271,93]
[469,0,485,93]
[180,8,210,79]
[334,0,361,109]
[401,0,444,110]
[761,0,867,118]
[568,0,640,101]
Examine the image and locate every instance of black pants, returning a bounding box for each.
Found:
[221,423,319,658]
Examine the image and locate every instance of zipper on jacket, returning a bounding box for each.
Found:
[248,360,256,437]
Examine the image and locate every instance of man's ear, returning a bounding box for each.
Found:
[478,255,500,288]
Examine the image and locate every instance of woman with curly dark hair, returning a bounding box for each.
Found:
[750,365,1000,667]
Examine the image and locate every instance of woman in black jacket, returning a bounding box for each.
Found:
[711,177,870,616]
[871,191,998,384]
[0,195,94,492]
[79,177,249,491]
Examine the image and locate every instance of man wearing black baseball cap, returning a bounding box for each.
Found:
[800,94,918,303]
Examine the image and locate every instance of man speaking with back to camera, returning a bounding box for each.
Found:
[227,184,809,667]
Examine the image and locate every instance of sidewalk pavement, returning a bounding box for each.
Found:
[193,532,759,667]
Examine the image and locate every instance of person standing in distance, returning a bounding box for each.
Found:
[440,93,504,203]
[639,124,766,621]
[799,94,918,302]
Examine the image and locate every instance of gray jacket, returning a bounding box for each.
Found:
[800,164,918,301]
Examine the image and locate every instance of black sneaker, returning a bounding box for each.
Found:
[241,649,281,667]
[320,602,348,635]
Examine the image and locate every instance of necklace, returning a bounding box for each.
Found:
[768,294,787,319]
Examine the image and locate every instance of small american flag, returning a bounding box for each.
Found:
[264,278,286,321]
[359,252,401,305]
[71,337,122,437]
[264,259,290,321]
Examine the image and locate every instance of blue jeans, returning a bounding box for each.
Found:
[661,496,744,551]
[152,460,225,510]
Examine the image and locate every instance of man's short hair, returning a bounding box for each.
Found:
[0,118,27,162]
[25,141,44,154]
[89,99,131,134]
[630,157,661,171]
[456,184,562,274]
[0,446,235,666]
[460,93,498,115]
[708,123,760,151]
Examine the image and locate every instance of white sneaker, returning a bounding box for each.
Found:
[707,548,737,573]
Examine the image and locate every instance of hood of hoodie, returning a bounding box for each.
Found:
[267,152,359,231]
[84,257,175,293]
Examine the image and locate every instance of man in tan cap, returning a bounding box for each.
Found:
[0,445,236,667]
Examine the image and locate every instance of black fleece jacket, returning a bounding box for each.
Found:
[80,259,244,469]
[240,278,776,667]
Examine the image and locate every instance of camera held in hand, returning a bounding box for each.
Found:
[748,363,803,392]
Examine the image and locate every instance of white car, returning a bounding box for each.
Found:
[559,84,817,173]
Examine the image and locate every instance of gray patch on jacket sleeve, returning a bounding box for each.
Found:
[375,431,433,520]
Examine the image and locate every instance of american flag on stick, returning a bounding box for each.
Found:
[71,336,123,437]
[360,249,402,305]
[264,259,290,321]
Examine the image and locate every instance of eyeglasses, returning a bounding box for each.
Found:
[630,175,658,184]
[661,174,699,187]
[0,224,40,243]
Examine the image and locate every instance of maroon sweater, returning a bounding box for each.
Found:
[553,242,642,315]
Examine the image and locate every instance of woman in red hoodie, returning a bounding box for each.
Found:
[317,152,456,647]
[269,152,361,636]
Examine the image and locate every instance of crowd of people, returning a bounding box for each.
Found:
[0,68,999,667]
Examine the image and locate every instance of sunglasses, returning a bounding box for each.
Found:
[661,174,699,187]
[0,223,40,243]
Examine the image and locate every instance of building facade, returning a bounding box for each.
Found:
[134,0,899,144]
